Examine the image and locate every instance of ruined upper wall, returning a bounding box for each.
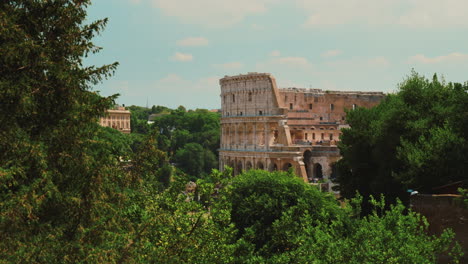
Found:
[219,73,385,120]
[279,87,385,123]
[220,72,283,117]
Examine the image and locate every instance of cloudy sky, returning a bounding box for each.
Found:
[85,0,468,109]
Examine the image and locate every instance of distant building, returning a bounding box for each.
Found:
[219,72,385,184]
[99,106,131,134]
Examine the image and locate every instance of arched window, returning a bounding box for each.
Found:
[352,104,357,110]
[314,163,323,178]
[248,92,252,102]
[232,94,235,102]
[282,163,293,172]
[330,104,334,111]
[309,103,313,110]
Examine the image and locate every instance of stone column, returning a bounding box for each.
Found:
[220,125,224,148]
[243,123,246,149]
[253,123,257,149]
[234,123,238,149]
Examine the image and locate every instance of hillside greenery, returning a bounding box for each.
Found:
[336,72,468,212]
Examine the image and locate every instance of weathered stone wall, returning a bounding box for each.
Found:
[220,72,284,117]
[219,73,384,182]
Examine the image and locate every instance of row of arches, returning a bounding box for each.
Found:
[221,157,294,176]
[303,150,339,181]
[221,123,278,149]
[220,151,340,181]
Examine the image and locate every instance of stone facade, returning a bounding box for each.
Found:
[219,72,384,182]
[99,106,131,134]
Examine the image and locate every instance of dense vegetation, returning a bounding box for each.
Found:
[129,105,220,179]
[0,1,464,263]
[336,72,468,211]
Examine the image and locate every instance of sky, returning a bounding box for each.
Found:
[85,0,468,110]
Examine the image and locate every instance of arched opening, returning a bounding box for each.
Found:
[269,162,278,172]
[246,161,252,170]
[257,161,264,170]
[238,126,245,145]
[237,161,243,175]
[303,150,313,181]
[226,160,235,174]
[247,125,254,145]
[314,163,323,178]
[331,163,340,180]
[282,162,292,171]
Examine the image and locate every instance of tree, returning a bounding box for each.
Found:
[336,72,468,211]
[228,170,343,259]
[128,105,151,134]
[226,170,461,263]
[174,142,206,177]
[93,126,132,161]
[118,169,237,263]
[270,195,462,264]
[151,108,220,177]
[0,1,132,262]
[132,131,172,189]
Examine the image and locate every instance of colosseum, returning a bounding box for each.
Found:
[219,72,385,184]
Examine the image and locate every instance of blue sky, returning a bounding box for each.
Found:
[85,0,468,109]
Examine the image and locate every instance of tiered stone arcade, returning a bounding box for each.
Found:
[219,72,384,182]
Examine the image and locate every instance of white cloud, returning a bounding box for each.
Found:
[270,50,281,57]
[297,0,468,28]
[321,49,342,58]
[171,52,193,62]
[176,37,209,47]
[408,53,468,64]
[213,62,244,70]
[298,0,396,27]
[152,0,277,27]
[275,57,311,68]
[398,0,468,28]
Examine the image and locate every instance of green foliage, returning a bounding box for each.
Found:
[174,143,218,180]
[118,170,237,264]
[273,195,462,264]
[93,126,132,161]
[337,71,468,211]
[221,170,461,263]
[132,132,172,190]
[151,108,220,177]
[457,188,468,209]
[0,0,135,261]
[126,105,220,178]
[229,170,343,258]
